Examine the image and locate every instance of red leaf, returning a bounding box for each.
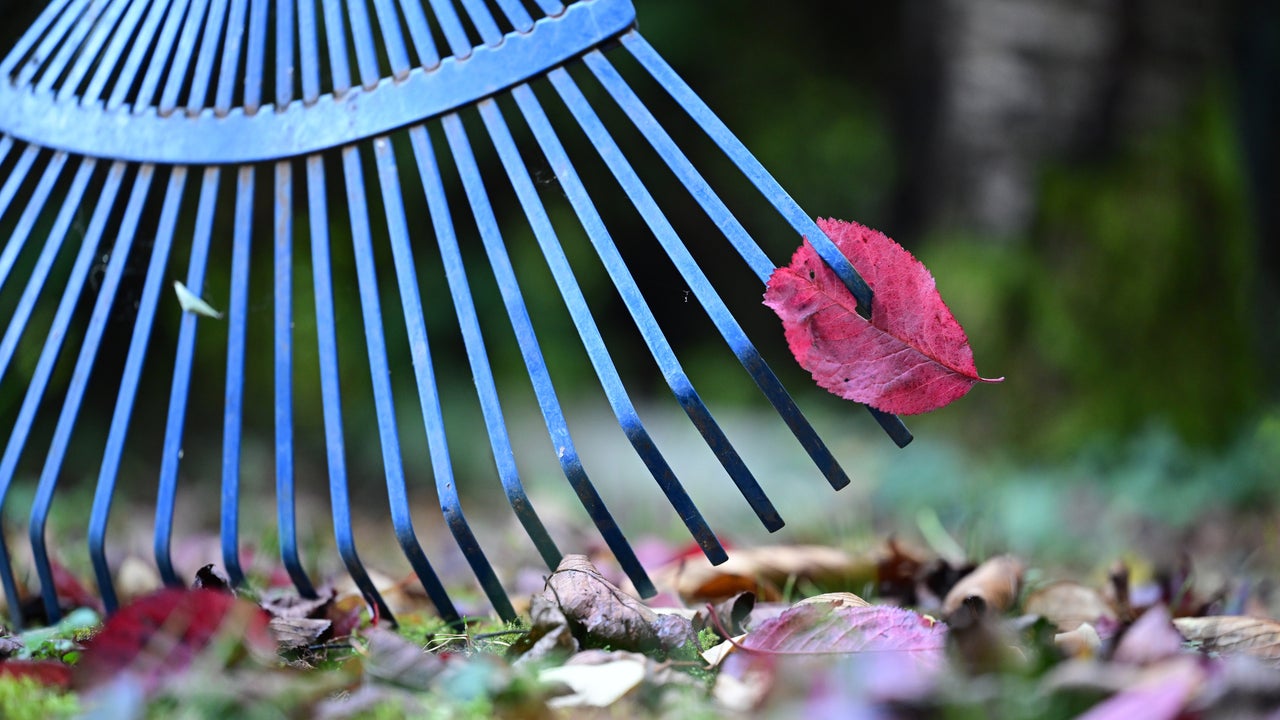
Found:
[740,603,947,660]
[73,588,272,691]
[51,558,102,613]
[764,218,1001,414]
[0,659,73,688]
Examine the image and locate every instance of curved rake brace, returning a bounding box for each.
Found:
[0,0,909,629]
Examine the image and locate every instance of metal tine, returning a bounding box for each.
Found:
[578,50,853,492]
[17,0,96,89]
[306,153,398,624]
[242,0,268,112]
[221,165,254,587]
[0,0,76,77]
[273,161,317,597]
[320,0,353,96]
[456,0,501,43]
[54,0,136,102]
[425,0,474,60]
[296,0,322,104]
[0,145,41,232]
[491,0,533,32]
[1,151,67,293]
[0,159,108,628]
[29,164,155,623]
[156,0,212,114]
[473,99,657,596]
[88,167,187,612]
[115,0,192,111]
[395,0,439,70]
[345,0,383,89]
[620,32,914,448]
[183,0,232,113]
[354,137,487,622]
[404,122,519,617]
[435,116,560,566]
[0,136,12,166]
[366,0,412,79]
[529,0,564,18]
[508,83,728,565]
[271,0,315,597]
[540,68,782,530]
[214,0,249,114]
[83,0,168,105]
[155,166,220,587]
[0,154,81,391]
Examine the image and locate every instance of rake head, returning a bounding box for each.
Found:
[0,0,910,628]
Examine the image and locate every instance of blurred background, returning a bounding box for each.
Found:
[0,0,1278,597]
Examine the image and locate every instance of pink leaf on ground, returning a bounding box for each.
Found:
[764,218,1001,414]
[742,602,947,660]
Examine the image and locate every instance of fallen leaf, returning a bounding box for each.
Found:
[702,635,746,668]
[737,602,946,660]
[795,592,871,610]
[191,564,231,592]
[540,653,647,708]
[1113,605,1185,665]
[942,554,1023,617]
[1174,615,1280,667]
[694,592,756,639]
[763,218,1001,414]
[651,544,876,603]
[269,617,333,651]
[1055,623,1103,658]
[1026,581,1117,631]
[73,588,273,692]
[359,626,445,690]
[50,558,102,614]
[0,659,73,687]
[1074,656,1203,720]
[525,555,694,658]
[173,280,223,319]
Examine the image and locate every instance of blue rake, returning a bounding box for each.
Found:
[0,0,911,628]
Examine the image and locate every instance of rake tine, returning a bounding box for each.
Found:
[431,116,562,570]
[0,155,84,390]
[212,0,249,116]
[580,50,853,492]
[155,166,220,586]
[306,154,398,624]
[1,151,68,294]
[320,0,352,96]
[29,164,154,623]
[425,0,473,60]
[394,0,438,70]
[509,83,728,565]
[296,0,321,104]
[82,0,160,104]
[471,100,656,595]
[273,161,317,597]
[116,0,191,110]
[621,32,913,448]
[183,0,232,113]
[367,0,410,80]
[242,0,268,112]
[0,157,95,627]
[0,145,40,231]
[88,167,187,612]
[348,141,463,622]
[54,0,135,102]
[456,0,501,44]
[219,166,255,587]
[491,0,533,32]
[530,1,564,17]
[404,127,519,617]
[157,0,211,114]
[0,0,75,77]
[24,0,100,91]
[345,0,382,89]
[547,67,785,527]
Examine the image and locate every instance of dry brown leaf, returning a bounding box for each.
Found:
[650,545,877,603]
[1054,622,1102,658]
[795,591,871,609]
[1173,615,1280,667]
[1025,581,1117,631]
[270,617,333,651]
[942,555,1023,617]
